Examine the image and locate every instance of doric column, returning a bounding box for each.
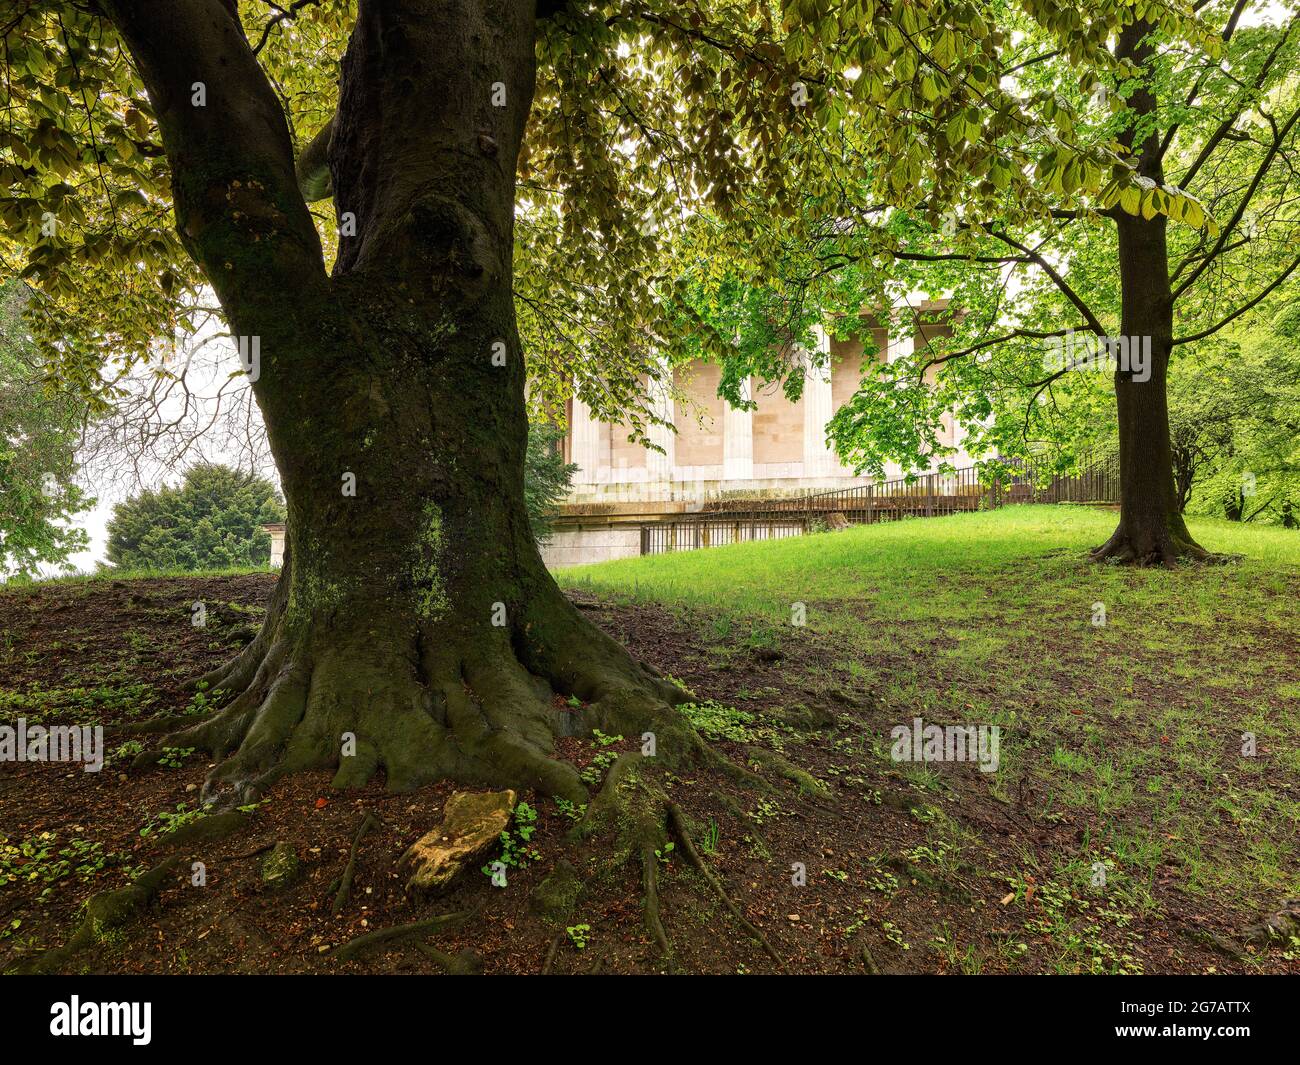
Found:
[887,318,914,363]
[882,314,914,480]
[570,394,603,484]
[722,376,753,481]
[646,362,674,484]
[803,325,837,478]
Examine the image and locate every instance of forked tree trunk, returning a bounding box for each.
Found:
[1092,21,1208,566]
[113,0,694,801]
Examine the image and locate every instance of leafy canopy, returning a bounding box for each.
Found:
[676,1,1300,478]
[0,279,91,578]
[2,0,1227,445]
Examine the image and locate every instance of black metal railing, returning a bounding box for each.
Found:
[638,458,1119,555]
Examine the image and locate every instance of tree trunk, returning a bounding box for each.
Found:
[1092,21,1208,566]
[157,0,693,801]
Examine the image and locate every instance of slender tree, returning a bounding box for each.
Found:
[779,2,1300,565]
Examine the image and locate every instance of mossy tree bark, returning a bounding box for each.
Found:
[108,0,695,802]
[1091,21,1208,566]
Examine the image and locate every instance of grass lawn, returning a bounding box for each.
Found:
[560,505,1300,971]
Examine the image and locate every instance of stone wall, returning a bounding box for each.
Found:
[539,525,643,568]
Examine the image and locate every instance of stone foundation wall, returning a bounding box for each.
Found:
[540,526,643,568]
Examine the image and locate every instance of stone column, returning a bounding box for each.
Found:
[645,362,674,486]
[570,394,603,485]
[802,325,837,478]
[722,376,753,482]
[882,316,914,480]
[887,318,914,363]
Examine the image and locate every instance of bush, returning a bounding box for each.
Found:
[105,464,285,571]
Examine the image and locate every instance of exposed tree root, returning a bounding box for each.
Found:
[331,811,379,917]
[157,809,251,851]
[640,843,674,969]
[744,745,833,803]
[116,712,215,738]
[334,910,472,964]
[231,840,277,861]
[1179,925,1244,961]
[666,802,786,970]
[412,939,483,974]
[166,575,722,812]
[1090,520,1218,568]
[542,932,562,975]
[169,568,813,973]
[186,557,291,696]
[15,856,185,974]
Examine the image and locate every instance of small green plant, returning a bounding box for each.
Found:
[554,797,587,823]
[0,832,123,901]
[481,802,541,880]
[185,684,227,716]
[591,728,623,747]
[139,803,206,839]
[866,861,900,897]
[0,681,157,723]
[157,746,196,769]
[109,739,144,765]
[1280,934,1300,962]
[566,923,591,950]
[881,919,911,951]
[580,748,621,787]
[678,700,754,742]
[699,818,721,855]
[748,796,782,825]
[654,841,675,864]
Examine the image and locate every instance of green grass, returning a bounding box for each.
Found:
[559,505,1300,935]
[1,564,268,592]
[558,506,1300,615]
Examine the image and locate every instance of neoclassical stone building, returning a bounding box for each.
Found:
[543,302,974,566]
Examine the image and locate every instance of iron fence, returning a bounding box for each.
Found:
[639,458,1119,555]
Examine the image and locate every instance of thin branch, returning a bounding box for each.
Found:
[1173,252,1300,345]
[986,229,1107,336]
[1175,102,1300,298]
[1178,19,1296,188]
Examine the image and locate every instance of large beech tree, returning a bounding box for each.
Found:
[3,0,1219,799]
